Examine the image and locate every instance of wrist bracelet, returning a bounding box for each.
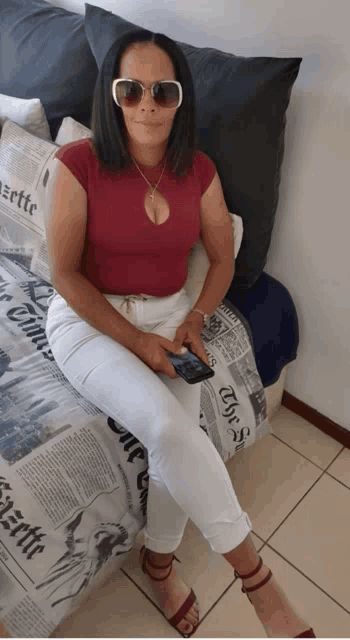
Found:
[189,308,210,329]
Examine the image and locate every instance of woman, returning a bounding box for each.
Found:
[45,29,315,639]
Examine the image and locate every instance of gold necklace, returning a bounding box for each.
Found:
[132,154,167,202]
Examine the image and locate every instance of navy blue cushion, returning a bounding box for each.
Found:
[225,272,299,387]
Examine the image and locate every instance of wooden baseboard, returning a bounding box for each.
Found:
[282,391,350,449]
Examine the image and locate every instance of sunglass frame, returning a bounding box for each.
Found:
[112,78,183,109]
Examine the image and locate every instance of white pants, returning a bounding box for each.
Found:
[45,287,252,554]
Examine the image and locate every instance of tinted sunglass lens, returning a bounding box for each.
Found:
[116,81,142,106]
[153,82,180,108]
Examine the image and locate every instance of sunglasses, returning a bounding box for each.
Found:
[112,79,183,109]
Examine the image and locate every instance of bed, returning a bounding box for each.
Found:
[0,1,301,636]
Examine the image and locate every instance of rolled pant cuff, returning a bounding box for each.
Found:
[143,531,184,554]
[205,512,253,554]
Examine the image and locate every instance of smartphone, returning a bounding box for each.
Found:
[167,347,215,384]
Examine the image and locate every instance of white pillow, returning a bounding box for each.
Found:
[186,213,243,306]
[0,94,51,141]
[54,116,244,305]
[54,115,92,145]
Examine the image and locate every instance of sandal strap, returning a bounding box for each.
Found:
[234,555,263,580]
[168,588,197,629]
[140,545,180,582]
[241,568,273,595]
[234,555,273,604]
[295,628,316,638]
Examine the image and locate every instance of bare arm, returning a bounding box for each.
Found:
[186,169,235,322]
[186,260,235,322]
[53,271,141,350]
[45,158,141,350]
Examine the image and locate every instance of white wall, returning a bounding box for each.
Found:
[50,0,350,431]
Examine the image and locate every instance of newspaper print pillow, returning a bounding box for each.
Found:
[0,262,146,636]
[0,118,59,284]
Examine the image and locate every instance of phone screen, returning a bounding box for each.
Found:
[167,348,215,384]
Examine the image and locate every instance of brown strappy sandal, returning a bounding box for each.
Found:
[139,544,199,638]
[234,555,316,638]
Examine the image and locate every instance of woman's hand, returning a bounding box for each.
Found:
[130,331,187,378]
[172,313,210,366]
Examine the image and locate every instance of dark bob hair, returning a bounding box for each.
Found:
[89,29,200,180]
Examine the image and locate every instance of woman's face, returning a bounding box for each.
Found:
[116,43,178,153]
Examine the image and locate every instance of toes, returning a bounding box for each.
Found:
[191,604,199,622]
[184,605,199,626]
[180,621,194,636]
[185,610,198,625]
[192,604,199,619]
[179,605,198,636]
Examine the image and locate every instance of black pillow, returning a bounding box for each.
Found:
[85,2,302,288]
[0,0,98,133]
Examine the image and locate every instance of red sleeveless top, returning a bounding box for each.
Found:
[54,139,216,296]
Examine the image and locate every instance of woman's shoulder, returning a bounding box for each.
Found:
[194,149,217,170]
[193,149,217,176]
[192,150,217,195]
[195,149,208,160]
[54,137,93,160]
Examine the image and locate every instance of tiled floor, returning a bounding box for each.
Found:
[52,406,350,638]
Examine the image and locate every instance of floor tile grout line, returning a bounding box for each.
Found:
[322,446,347,472]
[194,578,239,630]
[119,566,186,636]
[271,432,346,474]
[258,471,327,545]
[269,434,350,493]
[258,541,350,617]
